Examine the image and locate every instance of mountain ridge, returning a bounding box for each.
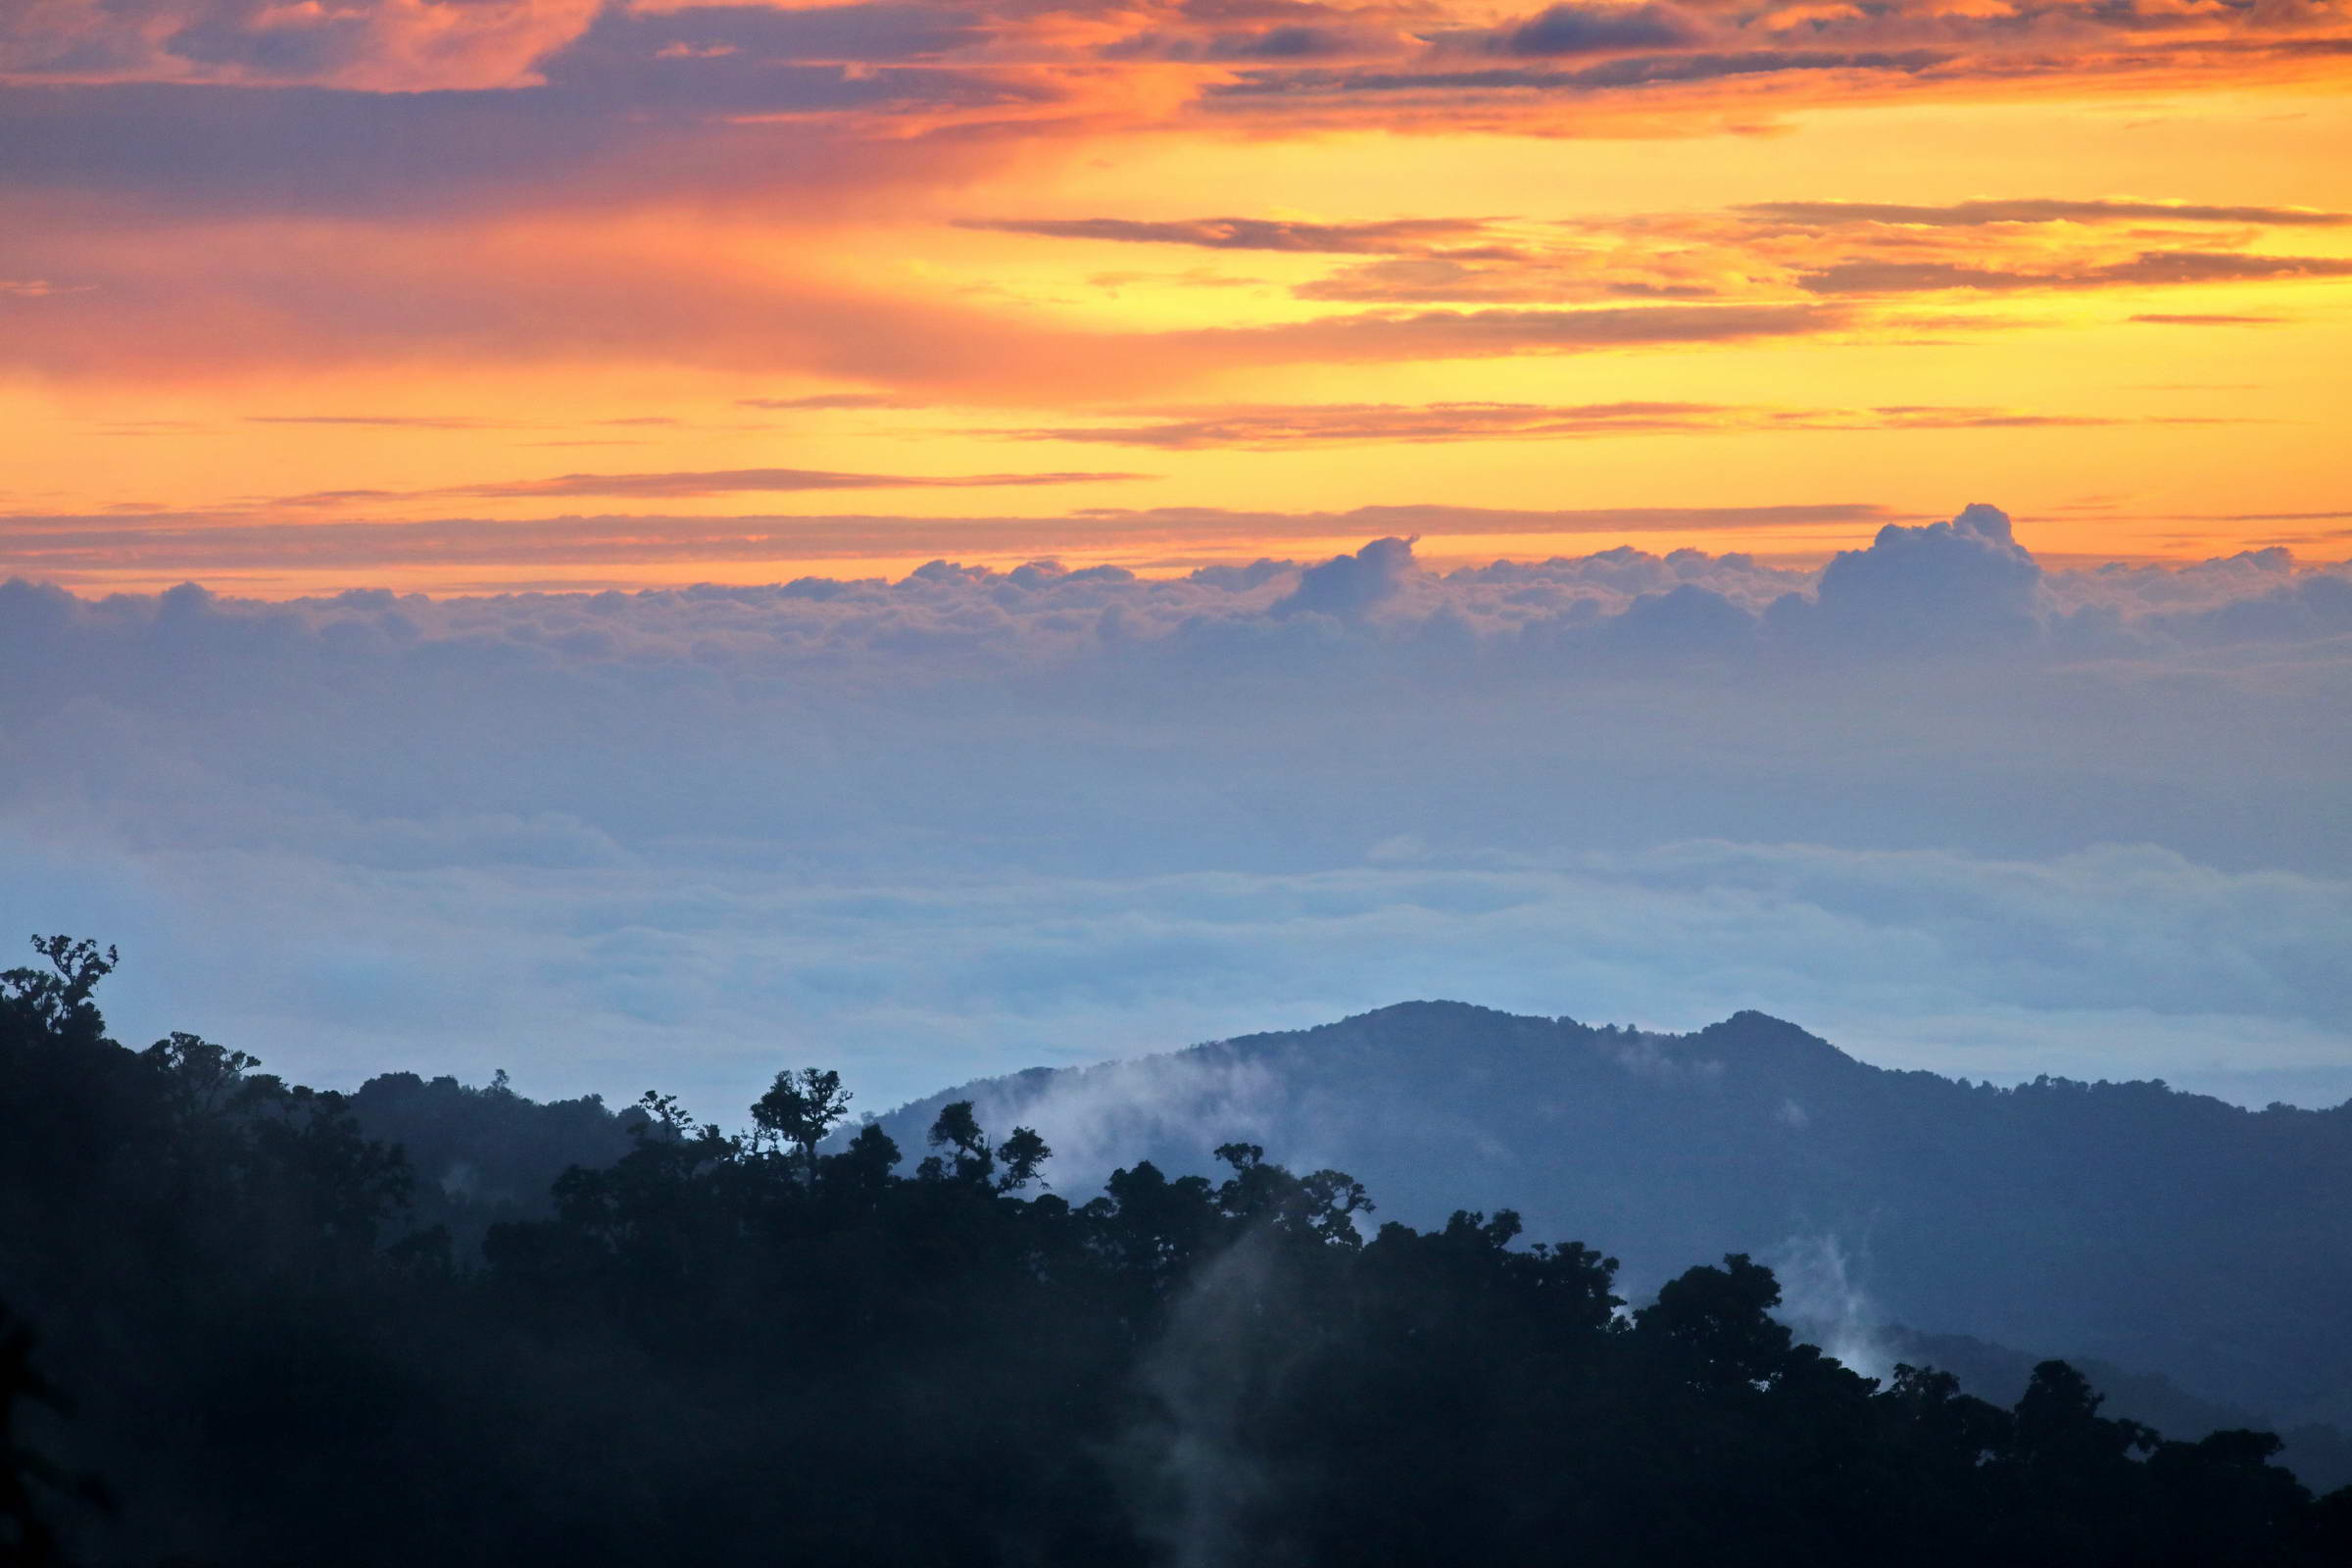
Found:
[864,1001,2352,1441]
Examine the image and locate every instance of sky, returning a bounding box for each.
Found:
[3,0,2349,1118]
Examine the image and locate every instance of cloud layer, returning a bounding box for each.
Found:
[6,508,2347,1113]
[13,0,2345,126]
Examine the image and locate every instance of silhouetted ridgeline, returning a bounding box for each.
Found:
[874,1002,2352,1442]
[341,1067,638,1256]
[4,939,2349,1567]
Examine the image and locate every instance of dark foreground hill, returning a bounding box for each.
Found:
[10,943,2352,1565]
[873,1003,2352,1439]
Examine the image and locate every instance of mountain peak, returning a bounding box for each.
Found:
[1339,999,1524,1027]
[1691,1009,1857,1070]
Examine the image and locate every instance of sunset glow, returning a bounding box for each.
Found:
[5,0,2349,593]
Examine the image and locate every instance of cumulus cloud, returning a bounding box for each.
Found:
[1772,502,2050,653]
[1,509,2347,1118]
[1270,536,1415,617]
[5,502,2344,646]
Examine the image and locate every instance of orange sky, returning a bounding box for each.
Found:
[4,0,2350,595]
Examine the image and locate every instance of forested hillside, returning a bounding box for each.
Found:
[5,940,2348,1567]
[877,1003,2352,1437]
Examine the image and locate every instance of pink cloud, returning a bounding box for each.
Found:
[1,0,604,91]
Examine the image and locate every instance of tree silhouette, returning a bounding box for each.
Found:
[4,934,2349,1568]
[753,1066,855,1183]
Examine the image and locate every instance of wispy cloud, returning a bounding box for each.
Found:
[245,414,517,430]
[737,394,932,412]
[980,200,2352,315]
[2130,313,2289,325]
[1797,251,2352,295]
[954,217,1503,254]
[1739,199,2352,228]
[319,466,1155,504]
[1186,303,1851,361]
[0,502,1899,576]
[981,402,2237,450]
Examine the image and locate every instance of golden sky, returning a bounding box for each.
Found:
[4,0,2350,594]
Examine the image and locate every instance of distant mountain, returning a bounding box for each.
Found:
[871,1003,2352,1444]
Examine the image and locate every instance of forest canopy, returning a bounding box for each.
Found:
[3,937,2347,1567]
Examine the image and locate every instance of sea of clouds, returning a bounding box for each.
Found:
[5,506,2348,1115]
